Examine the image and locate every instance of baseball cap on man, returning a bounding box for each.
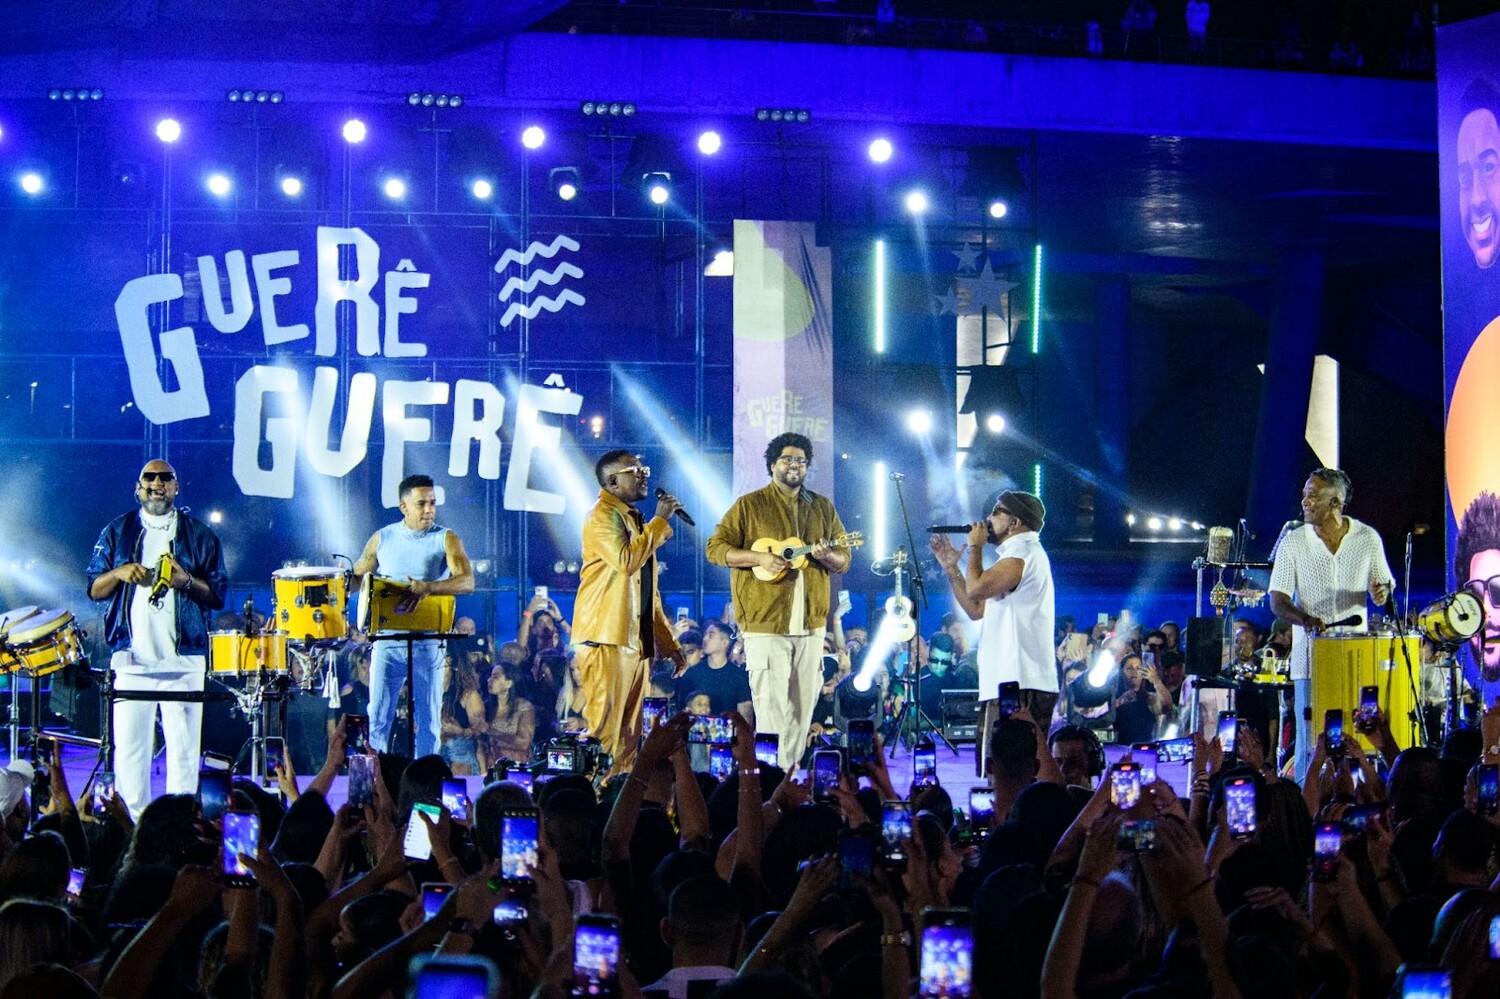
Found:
[998,490,1046,532]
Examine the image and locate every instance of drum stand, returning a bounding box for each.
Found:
[230,669,293,784]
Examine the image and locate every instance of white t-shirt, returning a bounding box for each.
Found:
[976,531,1057,697]
[1268,518,1394,680]
[127,509,180,668]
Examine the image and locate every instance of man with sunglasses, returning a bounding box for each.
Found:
[85,459,227,819]
[707,432,852,770]
[572,449,686,776]
[1454,491,1500,714]
[1269,467,1394,781]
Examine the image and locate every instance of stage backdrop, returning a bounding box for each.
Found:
[1439,14,1500,706]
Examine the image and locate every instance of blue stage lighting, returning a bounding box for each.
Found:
[697,130,722,155]
[521,125,545,150]
[280,176,303,197]
[206,173,232,197]
[382,177,407,200]
[155,119,182,144]
[471,178,494,200]
[18,172,43,195]
[342,119,367,144]
[868,138,893,163]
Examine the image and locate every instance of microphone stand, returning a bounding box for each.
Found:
[888,473,954,759]
[1393,530,1429,748]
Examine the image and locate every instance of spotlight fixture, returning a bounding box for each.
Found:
[988,200,1008,219]
[279,175,303,197]
[155,118,182,144]
[18,172,44,195]
[470,178,494,200]
[697,130,722,155]
[905,409,933,435]
[406,92,463,108]
[753,108,811,123]
[903,190,929,215]
[549,167,580,201]
[382,176,407,200]
[227,89,284,104]
[341,119,367,144]
[868,138,894,163]
[520,125,546,150]
[48,88,104,101]
[984,413,1006,434]
[205,172,232,197]
[643,171,671,206]
[579,100,637,117]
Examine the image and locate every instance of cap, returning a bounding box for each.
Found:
[998,490,1046,532]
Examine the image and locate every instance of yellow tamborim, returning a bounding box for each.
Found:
[0,607,87,675]
[209,630,289,677]
[272,566,349,645]
[357,575,455,637]
[1416,591,1483,646]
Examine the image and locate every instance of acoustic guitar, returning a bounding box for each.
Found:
[750,532,864,582]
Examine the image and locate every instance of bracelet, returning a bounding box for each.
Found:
[1187,877,1214,896]
[740,767,762,777]
[879,931,911,947]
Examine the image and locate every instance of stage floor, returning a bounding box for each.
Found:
[9,736,1187,816]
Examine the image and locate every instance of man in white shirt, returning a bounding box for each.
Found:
[640,875,742,999]
[1269,468,1394,782]
[931,490,1056,773]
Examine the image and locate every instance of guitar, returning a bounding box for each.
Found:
[884,549,916,643]
[750,532,864,582]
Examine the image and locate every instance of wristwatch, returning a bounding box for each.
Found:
[879,931,912,947]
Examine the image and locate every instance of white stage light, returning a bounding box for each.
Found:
[905,409,933,435]
[383,177,407,200]
[342,119,367,144]
[697,130,722,155]
[521,125,545,150]
[18,172,43,195]
[868,138,893,163]
[471,178,494,200]
[206,173,232,197]
[985,413,1006,434]
[155,118,182,143]
[989,200,1008,219]
[904,190,928,215]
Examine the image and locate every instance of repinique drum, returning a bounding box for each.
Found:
[1416,591,1483,646]
[272,566,349,645]
[357,575,455,637]
[209,630,288,677]
[0,607,87,675]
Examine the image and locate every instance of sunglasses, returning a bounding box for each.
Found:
[1465,574,1500,606]
[140,471,176,483]
[614,464,650,478]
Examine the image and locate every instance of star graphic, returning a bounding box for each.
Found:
[932,287,960,316]
[956,259,1017,316]
[954,241,983,272]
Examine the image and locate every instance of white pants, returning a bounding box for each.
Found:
[745,629,826,770]
[111,652,205,821]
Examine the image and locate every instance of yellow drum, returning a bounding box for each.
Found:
[209,630,288,676]
[1416,591,1483,646]
[272,566,349,644]
[358,575,455,637]
[0,607,87,675]
[1309,634,1421,752]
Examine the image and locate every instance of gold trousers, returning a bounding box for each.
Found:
[577,643,650,777]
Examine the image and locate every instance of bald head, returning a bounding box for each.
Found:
[136,458,179,516]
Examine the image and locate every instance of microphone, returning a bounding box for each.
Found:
[927,525,974,534]
[147,551,174,608]
[654,487,695,527]
[1323,613,1364,629]
[1269,519,1302,561]
[243,596,256,636]
[889,472,905,482]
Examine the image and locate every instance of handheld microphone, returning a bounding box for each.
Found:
[1322,613,1364,629]
[654,487,695,527]
[243,596,256,636]
[147,551,174,607]
[927,524,998,544]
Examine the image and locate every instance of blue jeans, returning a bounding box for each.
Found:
[1293,678,1312,784]
[370,639,445,758]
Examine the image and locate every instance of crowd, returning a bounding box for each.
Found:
[1,588,1498,998]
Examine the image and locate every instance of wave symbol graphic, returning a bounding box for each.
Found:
[497,262,585,302]
[493,235,581,272]
[499,289,587,328]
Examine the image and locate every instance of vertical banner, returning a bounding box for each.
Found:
[1439,15,1500,706]
[732,220,835,497]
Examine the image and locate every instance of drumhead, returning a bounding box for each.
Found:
[273,566,343,579]
[6,608,74,643]
[0,606,41,631]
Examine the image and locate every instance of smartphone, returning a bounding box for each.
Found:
[1490,913,1500,960]
[754,732,779,768]
[501,808,540,882]
[408,954,500,999]
[347,753,377,809]
[546,744,577,773]
[882,800,912,864]
[1312,821,1342,882]
[404,802,443,861]
[505,769,535,795]
[919,908,974,999]
[641,697,669,742]
[343,714,370,756]
[1142,650,1157,669]
[688,715,714,744]
[67,867,87,900]
[421,882,453,921]
[35,735,56,760]
[492,893,529,927]
[838,827,876,883]
[709,744,735,780]
[1157,737,1195,764]
[913,737,938,787]
[221,811,260,888]
[1217,711,1238,756]
[676,606,689,623]
[968,786,996,828]
[1117,818,1158,853]
[812,749,842,802]
[198,769,231,822]
[535,586,548,600]
[92,771,115,817]
[997,681,1022,721]
[572,914,622,999]
[441,778,469,822]
[262,737,285,786]
[847,719,876,773]
[1343,801,1387,835]
[1396,967,1450,998]
[1097,612,1110,626]
[1357,685,1380,726]
[1130,744,1159,785]
[1225,776,1257,839]
[1110,762,1142,809]
[201,751,233,772]
[1478,763,1500,816]
[838,589,852,614]
[1324,709,1345,759]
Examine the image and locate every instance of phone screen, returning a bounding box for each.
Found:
[813,750,841,801]
[1130,745,1159,785]
[1217,712,1238,755]
[754,733,779,767]
[198,769,231,821]
[502,811,539,881]
[1343,802,1386,834]
[545,745,577,773]
[997,681,1022,720]
[572,917,621,998]
[1157,737,1194,763]
[67,867,86,899]
[1479,764,1500,816]
[93,772,115,817]
[262,737,285,785]
[347,753,377,808]
[222,811,260,886]
[343,715,370,756]
[919,918,974,998]
[847,720,876,770]
[1398,968,1451,998]
[441,779,468,822]
[1325,709,1345,757]
[412,958,497,998]
[1312,822,1342,881]
[641,697,669,741]
[1490,914,1500,960]
[1117,819,1158,853]
[201,751,233,772]
[676,606,689,622]
[882,801,911,861]
[422,883,453,920]
[839,829,876,879]
[1110,763,1142,809]
[709,745,735,780]
[493,895,529,927]
[1226,777,1257,838]
[968,786,996,827]
[505,769,534,794]
[914,741,937,786]
[1357,685,1379,725]
[404,803,442,861]
[535,586,548,600]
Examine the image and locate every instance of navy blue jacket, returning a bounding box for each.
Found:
[85,510,228,655]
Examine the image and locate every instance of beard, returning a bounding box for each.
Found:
[139,496,173,516]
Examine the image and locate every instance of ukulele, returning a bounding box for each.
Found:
[884,549,916,643]
[749,532,864,582]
